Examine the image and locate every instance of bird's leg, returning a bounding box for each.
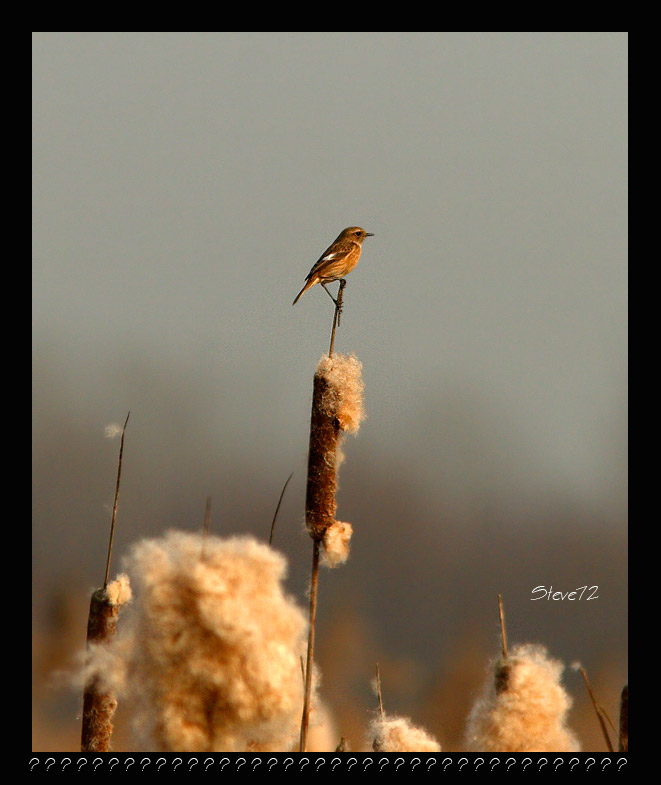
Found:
[321,282,339,306]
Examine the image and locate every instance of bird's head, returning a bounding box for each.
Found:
[339,226,374,244]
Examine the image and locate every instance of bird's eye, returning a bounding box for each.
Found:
[355,230,362,236]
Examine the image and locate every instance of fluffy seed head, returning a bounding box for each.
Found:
[369,714,442,752]
[86,532,309,752]
[464,643,581,752]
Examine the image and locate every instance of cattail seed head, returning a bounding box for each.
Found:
[369,714,442,752]
[464,643,580,752]
[85,532,309,752]
[305,354,364,542]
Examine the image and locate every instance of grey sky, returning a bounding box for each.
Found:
[33,31,627,526]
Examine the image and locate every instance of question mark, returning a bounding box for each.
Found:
[29,759,39,771]
[379,758,389,770]
[109,758,119,771]
[45,758,56,771]
[569,757,579,771]
[61,758,71,771]
[331,758,341,771]
[538,758,548,771]
[474,757,484,771]
[442,757,452,771]
[93,758,103,771]
[364,758,373,770]
[283,757,294,771]
[316,758,325,771]
[521,757,532,770]
[554,757,563,770]
[394,758,405,771]
[252,758,261,771]
[268,758,278,770]
[586,757,595,771]
[490,758,499,770]
[219,758,230,770]
[427,758,436,771]
[617,758,627,771]
[411,757,421,770]
[236,758,246,771]
[458,757,468,771]
[125,758,135,771]
[156,758,166,771]
[77,759,87,771]
[189,758,199,771]
[505,758,516,770]
[204,758,214,771]
[347,757,357,770]
[300,758,310,771]
[602,759,611,771]
[141,758,151,771]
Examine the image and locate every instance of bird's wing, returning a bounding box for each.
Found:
[305,240,350,280]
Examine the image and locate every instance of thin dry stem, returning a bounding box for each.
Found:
[375,663,385,720]
[104,411,130,588]
[269,472,294,546]
[328,279,346,357]
[498,594,508,659]
[579,665,614,752]
[300,539,320,752]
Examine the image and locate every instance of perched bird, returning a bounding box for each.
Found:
[293,226,374,306]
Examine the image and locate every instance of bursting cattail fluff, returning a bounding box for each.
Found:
[84,532,310,752]
[370,714,442,752]
[464,643,580,752]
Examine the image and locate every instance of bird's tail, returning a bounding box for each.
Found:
[292,277,318,305]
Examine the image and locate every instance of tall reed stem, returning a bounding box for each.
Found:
[300,539,320,752]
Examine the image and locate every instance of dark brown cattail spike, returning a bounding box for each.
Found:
[80,588,121,751]
[304,372,341,542]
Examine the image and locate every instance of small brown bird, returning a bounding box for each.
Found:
[293,226,374,306]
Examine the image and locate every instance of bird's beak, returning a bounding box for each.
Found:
[365,232,375,236]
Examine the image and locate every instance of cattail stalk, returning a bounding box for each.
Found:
[299,367,341,751]
[299,353,364,751]
[300,539,320,752]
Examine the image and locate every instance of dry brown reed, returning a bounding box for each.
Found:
[577,663,614,752]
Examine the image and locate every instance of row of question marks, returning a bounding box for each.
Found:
[31,755,627,771]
